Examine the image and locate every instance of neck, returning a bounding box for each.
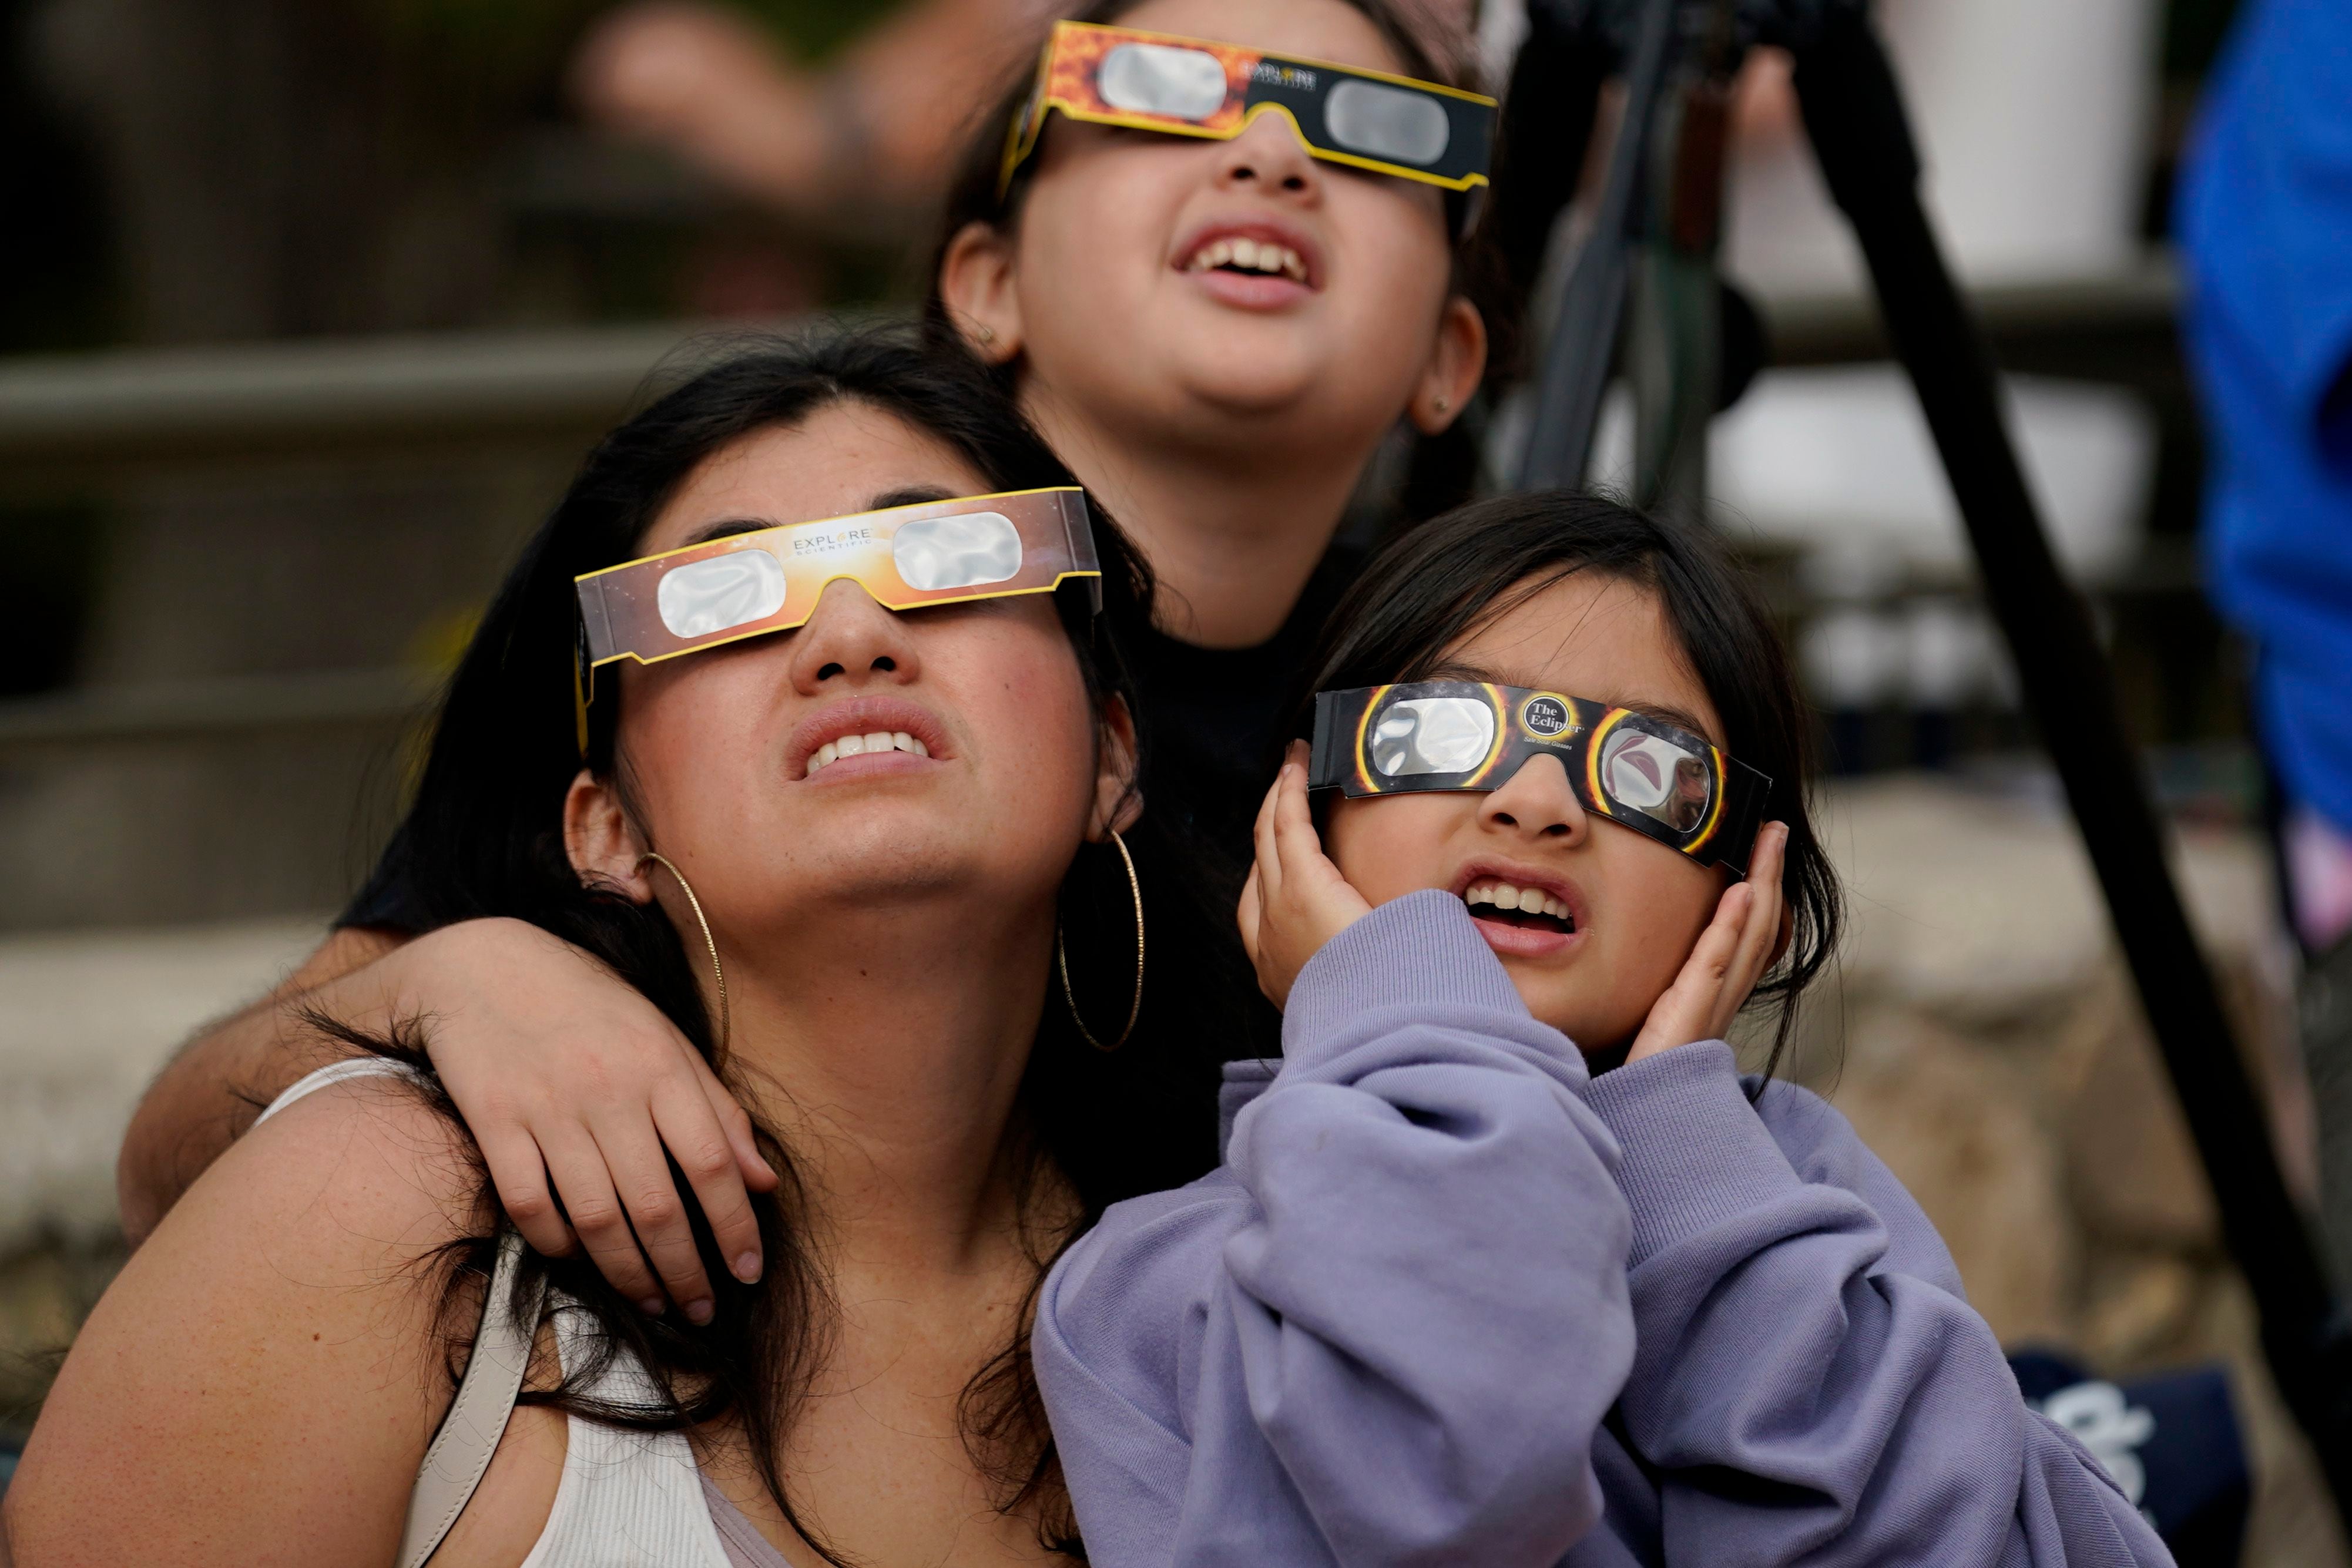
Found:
[717,890,1063,1277]
[1024,384,1376,650]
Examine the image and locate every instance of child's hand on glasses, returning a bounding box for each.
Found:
[1626,821,1791,1064]
[359,919,779,1322]
[1239,741,1373,1009]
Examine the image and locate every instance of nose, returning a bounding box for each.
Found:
[1478,754,1589,845]
[785,579,920,694]
[1213,111,1323,204]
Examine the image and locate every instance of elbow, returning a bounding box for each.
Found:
[114,1093,173,1250]
[113,1050,226,1249]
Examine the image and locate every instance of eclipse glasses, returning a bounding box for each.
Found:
[1309,681,1771,873]
[573,488,1100,750]
[1001,21,1497,200]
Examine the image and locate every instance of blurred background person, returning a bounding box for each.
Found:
[566,0,1483,238]
[568,0,1066,237]
[2176,0,2352,1277]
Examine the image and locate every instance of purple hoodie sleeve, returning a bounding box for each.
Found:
[1582,1043,2173,1566]
[1032,889,1636,1568]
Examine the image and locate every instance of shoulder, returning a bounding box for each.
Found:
[233,1065,491,1245]
[129,1068,491,1398]
[1038,1171,1254,1412]
[7,1072,486,1562]
[1051,1170,1254,1322]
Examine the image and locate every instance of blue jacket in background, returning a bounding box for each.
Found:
[2178,0,2352,831]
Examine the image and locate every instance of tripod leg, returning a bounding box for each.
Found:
[1790,9,2352,1522]
[1491,12,1606,309]
[1631,73,1731,521]
[2309,935,2352,1290]
[1515,0,1680,492]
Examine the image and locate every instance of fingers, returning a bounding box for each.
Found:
[1270,755,1323,879]
[475,1124,579,1263]
[686,1047,779,1197]
[1252,768,1286,904]
[534,1126,667,1314]
[1237,861,1264,965]
[588,1115,719,1322]
[1627,881,1754,1063]
[653,1077,765,1289]
[1713,824,1790,1038]
[1686,883,1753,992]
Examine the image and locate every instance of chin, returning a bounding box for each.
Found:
[1171,362,1353,428]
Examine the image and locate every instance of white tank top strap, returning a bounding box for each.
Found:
[257,1056,729,1563]
[253,1056,424,1126]
[399,1228,546,1568]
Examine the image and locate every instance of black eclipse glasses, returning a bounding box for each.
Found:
[1308,681,1771,874]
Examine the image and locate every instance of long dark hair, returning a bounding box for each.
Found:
[1290,491,1842,1078]
[333,327,1231,1558]
[917,0,1516,375]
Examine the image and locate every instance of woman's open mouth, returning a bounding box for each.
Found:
[805,730,928,776]
[787,695,949,783]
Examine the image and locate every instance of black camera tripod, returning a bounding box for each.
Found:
[1495,0,2352,1524]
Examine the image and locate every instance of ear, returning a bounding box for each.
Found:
[1408,296,1488,435]
[937,219,1026,367]
[563,767,655,901]
[1768,901,1795,969]
[1089,693,1143,840]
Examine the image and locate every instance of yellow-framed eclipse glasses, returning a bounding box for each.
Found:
[572,487,1100,751]
[999,21,1497,199]
[1308,681,1772,875]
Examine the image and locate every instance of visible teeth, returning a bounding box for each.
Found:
[808,730,933,776]
[1187,237,1307,280]
[1462,881,1574,925]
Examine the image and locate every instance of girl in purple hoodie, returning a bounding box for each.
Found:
[1032,492,2172,1567]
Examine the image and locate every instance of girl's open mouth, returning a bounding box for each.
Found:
[1463,880,1576,934]
[1182,235,1310,283]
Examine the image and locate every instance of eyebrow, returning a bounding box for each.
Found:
[1422,659,1719,744]
[676,486,964,549]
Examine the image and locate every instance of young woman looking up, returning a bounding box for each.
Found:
[117,0,1497,1319]
[8,333,1230,1566]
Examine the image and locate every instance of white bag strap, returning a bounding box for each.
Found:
[398,1228,549,1568]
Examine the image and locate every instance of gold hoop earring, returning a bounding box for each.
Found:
[638,852,729,1060]
[1058,828,1143,1052]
